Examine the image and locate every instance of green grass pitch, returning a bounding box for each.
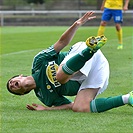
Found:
[1,26,133,133]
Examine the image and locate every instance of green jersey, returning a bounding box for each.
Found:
[32,45,80,107]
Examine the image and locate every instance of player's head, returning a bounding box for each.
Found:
[6,75,31,95]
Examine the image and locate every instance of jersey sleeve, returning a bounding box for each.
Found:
[52,96,72,106]
[34,81,72,107]
[32,45,58,74]
[44,45,59,59]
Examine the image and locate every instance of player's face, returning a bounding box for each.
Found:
[8,75,27,95]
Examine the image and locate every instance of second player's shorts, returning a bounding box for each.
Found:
[61,42,110,97]
[102,8,123,23]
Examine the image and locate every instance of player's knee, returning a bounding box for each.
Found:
[56,69,71,84]
[115,24,121,31]
[56,71,68,84]
[72,103,91,113]
[101,21,107,26]
[56,72,62,82]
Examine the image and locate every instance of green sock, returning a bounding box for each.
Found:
[62,47,94,75]
[90,96,124,113]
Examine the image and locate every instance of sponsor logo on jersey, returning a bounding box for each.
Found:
[46,61,61,87]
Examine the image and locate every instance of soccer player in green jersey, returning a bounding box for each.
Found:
[7,11,133,112]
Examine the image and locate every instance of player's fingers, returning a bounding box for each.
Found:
[82,11,95,21]
[32,103,38,107]
[88,16,96,20]
[26,104,35,110]
[86,11,95,17]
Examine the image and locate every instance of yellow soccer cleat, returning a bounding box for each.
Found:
[128,91,133,107]
[86,35,107,52]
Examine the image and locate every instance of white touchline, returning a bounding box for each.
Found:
[1,36,132,57]
[1,49,41,57]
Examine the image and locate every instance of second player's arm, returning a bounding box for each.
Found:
[100,0,106,10]
[123,0,130,11]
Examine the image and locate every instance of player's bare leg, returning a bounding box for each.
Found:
[72,88,99,112]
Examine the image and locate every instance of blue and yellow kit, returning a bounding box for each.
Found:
[104,0,123,9]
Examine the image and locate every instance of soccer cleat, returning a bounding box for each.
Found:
[117,44,123,50]
[128,91,133,106]
[86,35,107,52]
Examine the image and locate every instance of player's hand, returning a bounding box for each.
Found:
[123,6,128,11]
[100,7,104,11]
[26,103,48,111]
[76,11,96,26]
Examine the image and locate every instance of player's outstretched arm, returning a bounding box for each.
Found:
[54,11,96,53]
[26,103,73,111]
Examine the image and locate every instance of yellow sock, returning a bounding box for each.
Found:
[97,26,105,36]
[116,29,123,45]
